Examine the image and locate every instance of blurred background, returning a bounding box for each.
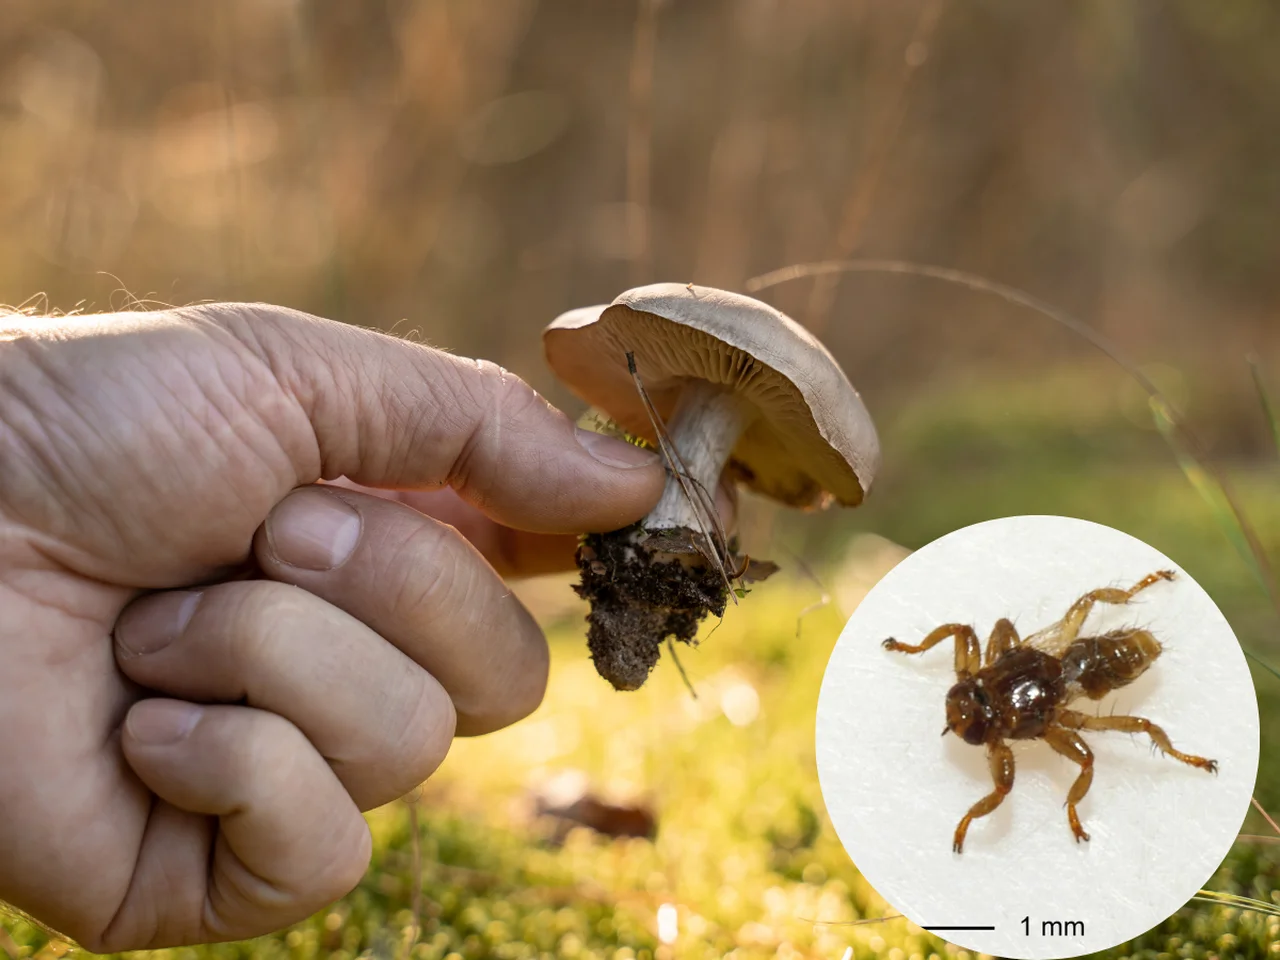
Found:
[3,2,1280,958]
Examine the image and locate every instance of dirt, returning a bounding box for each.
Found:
[574,523,768,691]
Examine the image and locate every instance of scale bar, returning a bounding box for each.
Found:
[922,925,996,931]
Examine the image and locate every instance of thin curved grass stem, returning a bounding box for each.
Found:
[1192,890,1280,918]
[400,790,424,960]
[745,258,1280,674]
[625,352,738,601]
[666,639,698,700]
[1248,356,1280,455]
[1251,795,1280,836]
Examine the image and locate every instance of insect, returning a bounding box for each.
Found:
[883,570,1218,854]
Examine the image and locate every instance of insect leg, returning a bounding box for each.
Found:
[883,624,981,680]
[984,618,1022,666]
[1053,570,1176,648]
[1057,709,1217,773]
[1043,725,1094,843]
[953,739,1014,854]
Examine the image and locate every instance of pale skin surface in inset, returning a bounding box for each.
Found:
[0,303,668,951]
[883,569,1218,854]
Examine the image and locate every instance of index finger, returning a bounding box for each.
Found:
[327,480,735,580]
[323,482,579,578]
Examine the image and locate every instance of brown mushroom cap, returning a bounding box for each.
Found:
[543,283,880,508]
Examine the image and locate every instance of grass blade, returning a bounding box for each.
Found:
[1249,356,1280,457]
[1150,397,1268,593]
[1252,795,1280,836]
[1192,889,1280,919]
[746,258,1280,679]
[1151,398,1280,684]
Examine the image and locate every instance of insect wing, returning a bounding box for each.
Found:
[1023,618,1077,658]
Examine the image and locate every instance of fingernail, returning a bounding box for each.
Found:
[128,700,202,745]
[115,590,202,658]
[267,487,362,570]
[574,427,661,469]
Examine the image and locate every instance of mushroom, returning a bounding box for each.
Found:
[544,283,880,690]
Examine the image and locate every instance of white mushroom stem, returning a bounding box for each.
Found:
[645,379,757,533]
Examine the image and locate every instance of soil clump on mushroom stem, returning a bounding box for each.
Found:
[573,523,748,691]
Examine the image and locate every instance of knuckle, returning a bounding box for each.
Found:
[390,675,457,785]
[74,923,120,955]
[462,611,550,736]
[504,631,551,722]
[334,665,456,809]
[225,708,312,797]
[385,520,458,613]
[323,820,373,902]
[446,360,547,499]
[206,580,312,675]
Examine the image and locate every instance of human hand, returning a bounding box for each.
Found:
[0,303,664,950]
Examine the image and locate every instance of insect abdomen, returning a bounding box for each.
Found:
[1060,629,1163,699]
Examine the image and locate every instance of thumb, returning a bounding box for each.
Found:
[202,303,665,534]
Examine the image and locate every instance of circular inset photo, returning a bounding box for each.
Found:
[815,515,1260,959]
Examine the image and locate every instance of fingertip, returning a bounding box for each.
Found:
[322,816,373,903]
[440,363,664,533]
[569,428,668,530]
[517,450,657,536]
[454,617,549,737]
[573,427,662,471]
[383,668,458,788]
[125,699,204,747]
[262,486,363,571]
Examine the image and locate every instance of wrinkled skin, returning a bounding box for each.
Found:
[0,303,664,951]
